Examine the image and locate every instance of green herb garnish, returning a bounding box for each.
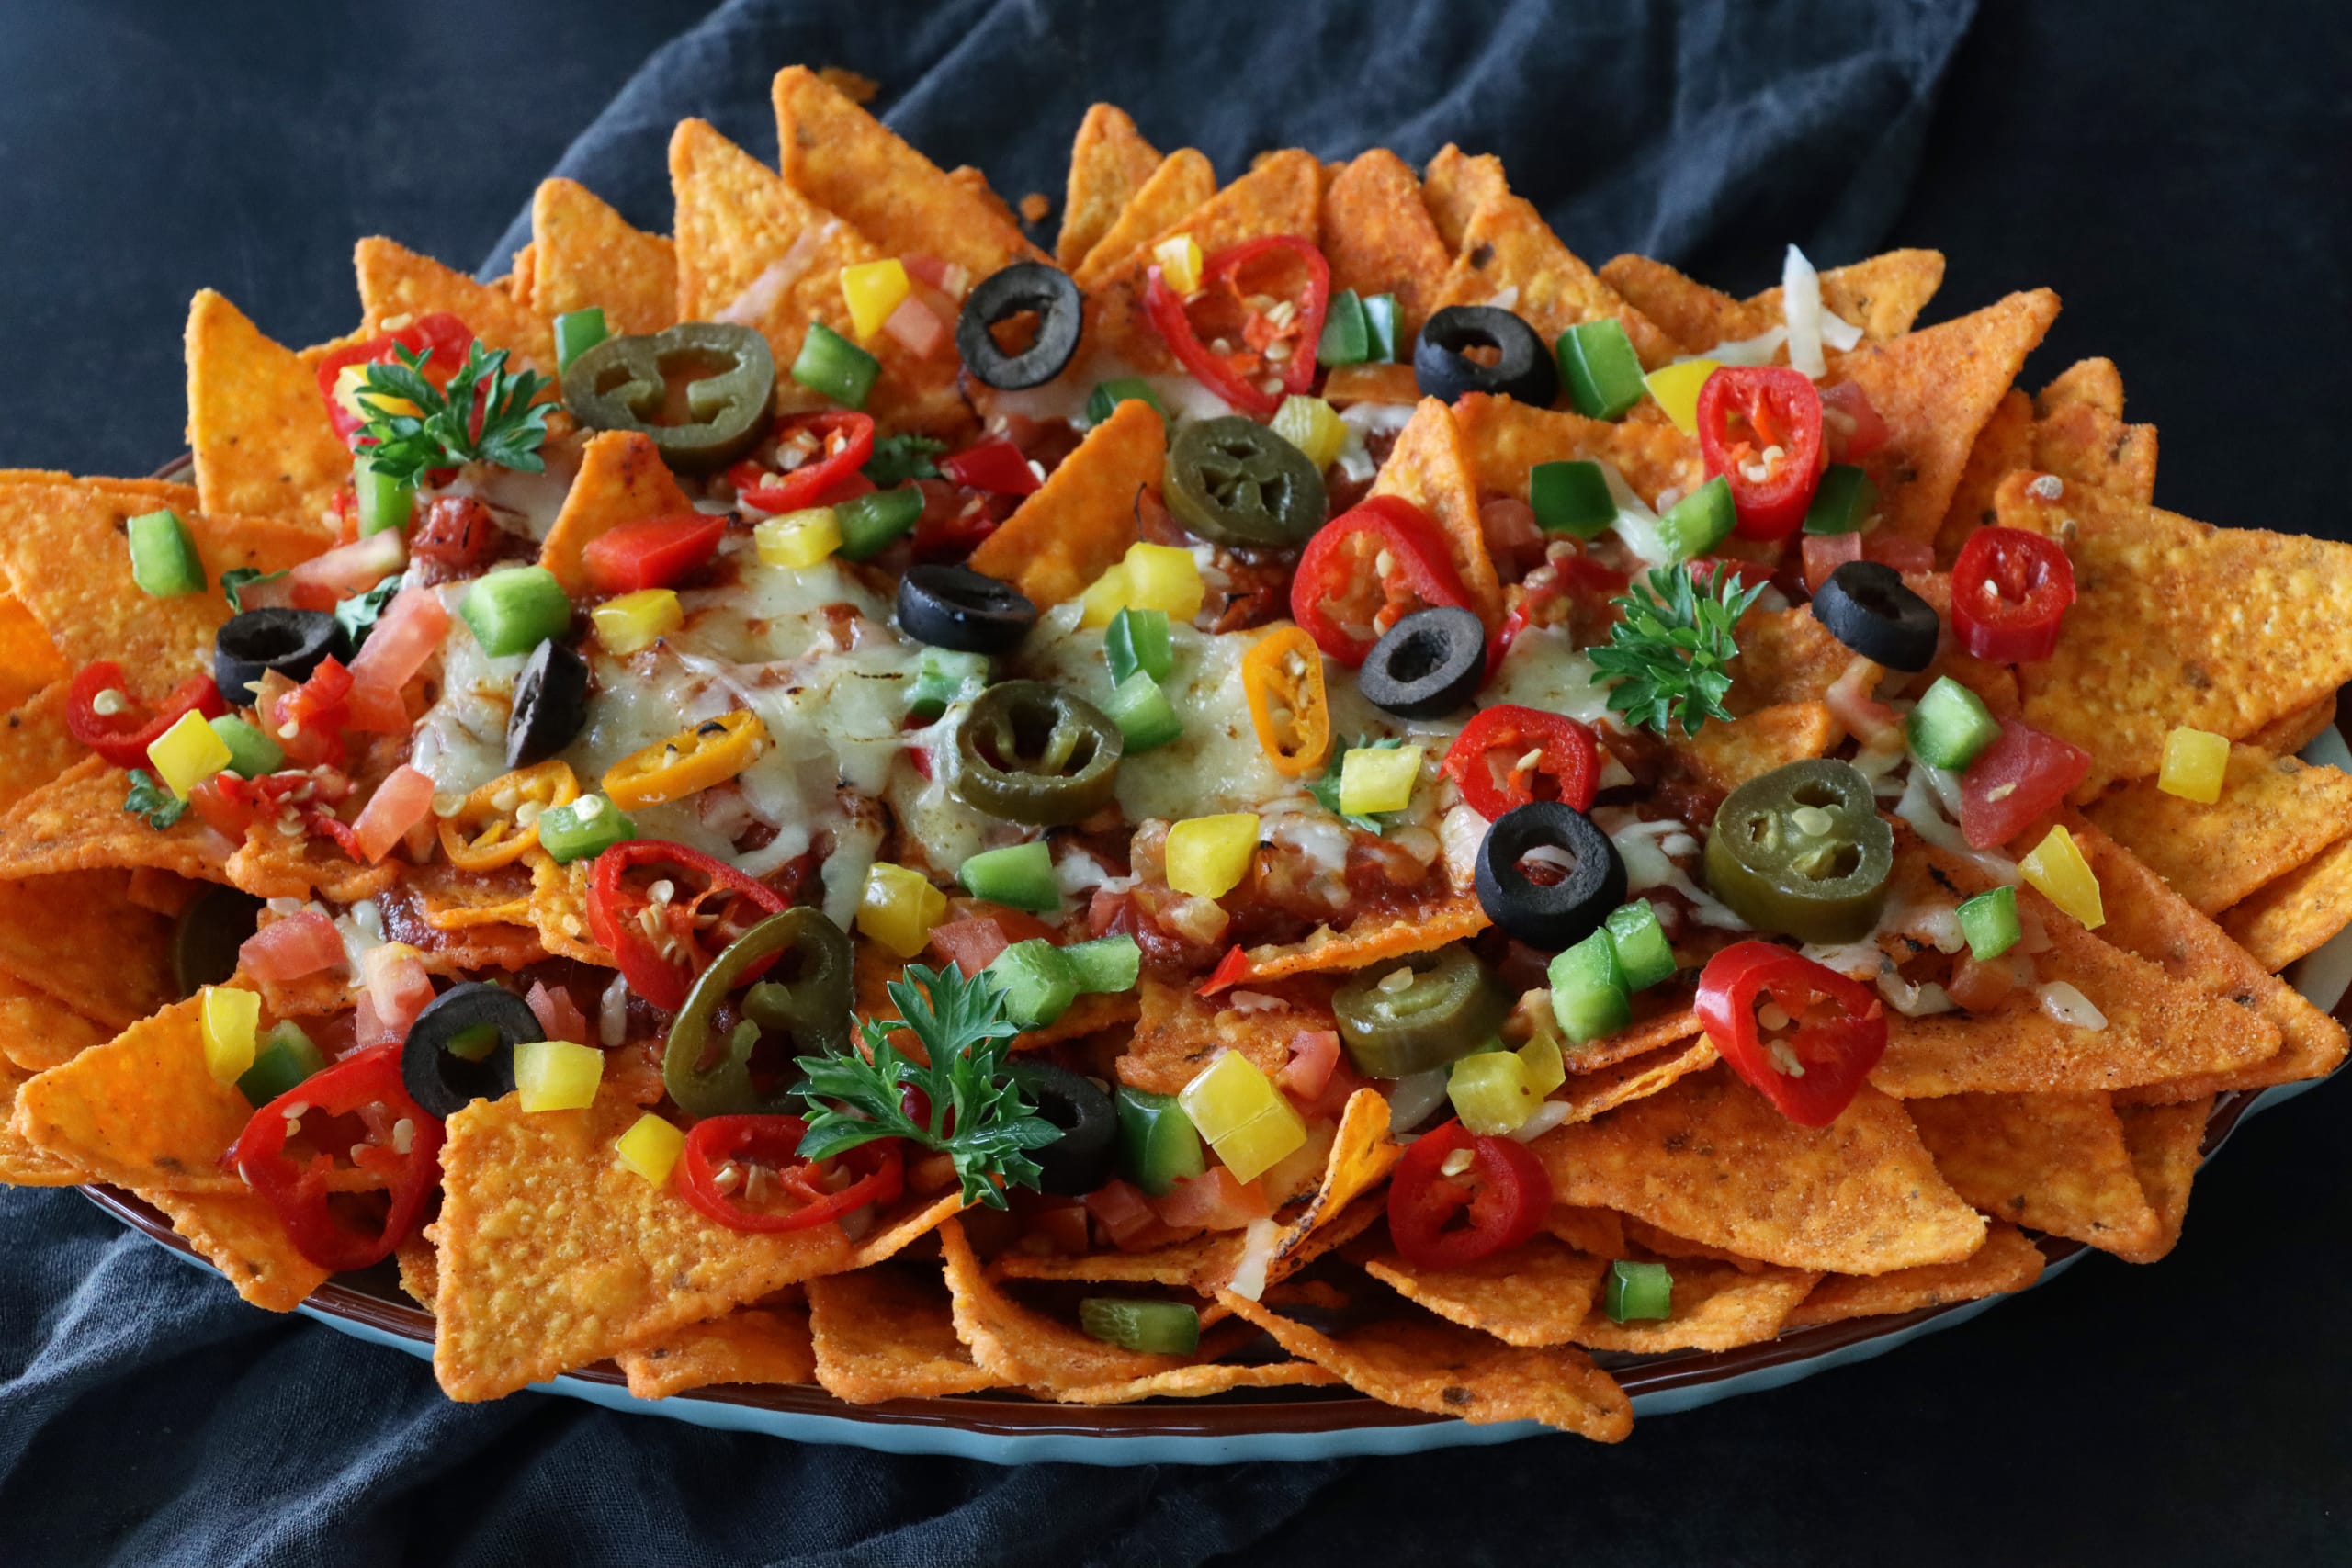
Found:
[334,573,404,649]
[123,770,187,830]
[220,568,288,614]
[863,433,946,487]
[351,341,554,485]
[1308,735,1407,833]
[1588,563,1765,738]
[793,962,1060,1210]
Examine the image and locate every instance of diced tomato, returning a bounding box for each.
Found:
[581,514,727,594]
[288,531,407,611]
[1958,719,2091,848]
[909,479,1003,563]
[882,294,947,357]
[927,908,1058,977]
[1024,1197,1094,1255]
[1819,380,1889,461]
[1803,531,1865,594]
[410,495,500,573]
[936,438,1042,496]
[1082,1179,1166,1249]
[238,908,345,982]
[1278,1028,1340,1103]
[1288,1053,1369,1124]
[525,980,591,1044]
[1945,954,2018,1013]
[267,658,355,768]
[1149,1166,1272,1230]
[1867,536,1936,576]
[359,941,436,1041]
[349,765,436,863]
[345,586,447,718]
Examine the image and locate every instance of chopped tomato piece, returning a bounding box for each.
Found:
[1958,718,2091,848]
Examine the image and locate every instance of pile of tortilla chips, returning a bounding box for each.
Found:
[3,68,2348,1447]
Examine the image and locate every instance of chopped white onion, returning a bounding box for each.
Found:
[1594,461,1672,568]
[715,222,837,325]
[1894,766,2019,885]
[1225,1217,1283,1302]
[1781,243,1827,378]
[599,972,629,1048]
[1385,1070,1453,1134]
[1801,941,1885,980]
[1706,325,1789,367]
[1225,989,1289,1015]
[1877,967,1955,1017]
[1509,1100,1574,1143]
[2038,982,2107,1030]
[1440,804,1489,892]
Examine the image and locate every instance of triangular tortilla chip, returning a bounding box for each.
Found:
[1370,398,1503,628]
[184,289,351,532]
[2109,1097,2209,1264]
[1668,701,1838,795]
[1557,1035,1719,1123]
[1433,193,1678,369]
[1744,249,1946,344]
[537,431,694,594]
[1530,1066,1985,1274]
[2219,830,2352,972]
[1727,604,1871,711]
[1935,387,2033,563]
[430,1089,853,1401]
[1569,1260,1818,1353]
[770,65,1041,280]
[2244,694,2338,757]
[506,243,537,311]
[616,1304,817,1399]
[2033,400,2157,503]
[1907,1090,2162,1257]
[1782,1222,2045,1330]
[1593,254,1738,357]
[1419,145,1508,256]
[808,1260,1005,1402]
[1264,1089,1398,1279]
[1058,104,1163,270]
[0,471,199,505]
[142,1187,331,1312]
[0,756,235,886]
[1452,391,1704,511]
[353,236,555,373]
[1,1057,84,1183]
[0,869,176,1031]
[0,969,110,1074]
[1835,288,2059,546]
[1071,148,1217,287]
[1321,149,1453,342]
[1230,887,1490,987]
[2037,356,2124,418]
[0,598,66,712]
[527,178,678,337]
[10,991,253,1190]
[966,394,1161,605]
[1998,472,2352,789]
[0,682,84,819]
[1356,1234,1611,1348]
[1116,972,1306,1096]
[2086,744,2352,916]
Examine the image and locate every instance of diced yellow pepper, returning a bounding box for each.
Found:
[840,258,910,341]
[1337,744,1423,817]
[1078,562,1134,627]
[147,708,233,799]
[1124,543,1205,620]
[591,588,683,656]
[857,861,948,959]
[614,1111,686,1185]
[199,986,261,1083]
[754,506,842,570]
[1271,395,1346,471]
[1166,813,1260,898]
[2019,823,2104,931]
[333,362,419,423]
[1517,1035,1566,1097]
[2158,726,2230,804]
[1448,1050,1540,1135]
[1643,357,1721,436]
[515,1039,604,1112]
[1154,233,1204,296]
[1178,1051,1306,1182]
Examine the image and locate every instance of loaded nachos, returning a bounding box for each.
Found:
[1,68,2347,1443]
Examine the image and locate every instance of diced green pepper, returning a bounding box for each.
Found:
[908,647,990,720]
[1549,929,1632,1045]
[237,1021,326,1108]
[553,307,609,372]
[1657,476,1737,562]
[1803,463,1878,535]
[208,715,284,779]
[1084,378,1168,427]
[1317,289,1371,367]
[958,841,1059,912]
[1105,607,1174,684]
[1362,293,1401,363]
[1062,934,1142,995]
[791,321,880,409]
[1080,1297,1200,1354]
[1603,900,1677,991]
[460,565,572,657]
[833,485,923,560]
[1905,676,2002,772]
[537,794,635,863]
[1529,459,1616,539]
[1604,1259,1673,1323]
[1114,1085,1206,1196]
[1957,885,2021,961]
[1102,671,1182,751]
[981,938,1079,1030]
[1555,319,1647,421]
[128,510,205,598]
[354,456,415,536]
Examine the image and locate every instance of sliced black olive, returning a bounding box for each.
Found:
[1359,607,1487,719]
[506,639,591,769]
[898,564,1038,654]
[213,609,345,705]
[1003,1059,1114,1195]
[1414,305,1559,407]
[172,885,265,997]
[401,981,535,1120]
[1812,561,1939,672]
[956,263,1084,390]
[1474,801,1627,950]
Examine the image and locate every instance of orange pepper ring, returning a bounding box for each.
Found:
[1241,626,1333,777]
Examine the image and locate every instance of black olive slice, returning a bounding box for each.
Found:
[898,564,1038,654]
[1359,607,1487,719]
[213,609,345,705]
[1003,1059,1115,1195]
[172,885,266,998]
[956,263,1084,390]
[1474,801,1627,951]
[401,981,537,1120]
[1413,305,1559,407]
[1811,561,1940,672]
[506,639,591,769]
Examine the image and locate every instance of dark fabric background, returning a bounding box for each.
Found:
[2,2,2347,1563]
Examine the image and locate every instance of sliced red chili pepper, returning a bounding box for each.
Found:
[1442,705,1600,821]
[226,1042,445,1271]
[1198,944,1252,997]
[1697,367,1826,541]
[1142,235,1329,418]
[936,437,1042,496]
[729,412,876,513]
[1694,941,1886,1127]
[189,767,352,841]
[266,656,356,769]
[585,839,791,1012]
[1289,495,1473,667]
[1950,525,2076,662]
[581,514,728,595]
[1385,1118,1550,1269]
[64,661,226,771]
[314,312,476,445]
[675,1113,904,1232]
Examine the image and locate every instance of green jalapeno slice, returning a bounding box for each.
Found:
[1703,759,1894,943]
[561,321,777,473]
[1163,415,1329,549]
[949,681,1124,827]
[663,908,854,1119]
[1332,944,1512,1079]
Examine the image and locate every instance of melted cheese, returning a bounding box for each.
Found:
[1481,626,1616,728]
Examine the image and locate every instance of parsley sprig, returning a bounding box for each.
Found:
[352,341,554,484]
[863,433,946,487]
[1588,563,1765,737]
[793,962,1059,1210]
[122,770,187,830]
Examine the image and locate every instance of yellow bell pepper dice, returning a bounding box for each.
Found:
[1123,543,1204,620]
[1643,357,1721,436]
[614,1112,687,1185]
[754,507,843,570]
[1078,562,1134,627]
[857,861,948,959]
[603,709,766,809]
[1337,744,1423,817]
[1516,1035,1566,1098]
[2158,726,2230,804]
[1448,1050,1540,1136]
[148,707,235,799]
[198,986,262,1083]
[1166,813,1260,899]
[1178,1051,1306,1183]
[840,258,911,341]
[1271,395,1346,472]
[333,362,419,423]
[515,1039,605,1112]
[2019,823,2105,931]
[1154,234,1204,296]
[592,588,684,656]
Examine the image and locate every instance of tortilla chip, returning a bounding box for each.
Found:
[1557,1035,1720,1123]
[0,471,199,505]
[807,1260,1004,1402]
[1213,1288,1634,1439]
[221,818,399,908]
[994,1229,1241,1287]
[1264,1089,1398,1274]
[1570,1260,1817,1353]
[967,396,1161,606]
[1591,254,1739,357]
[2089,748,2352,918]
[1544,1205,1627,1258]
[1233,888,1490,988]
[1117,974,1307,1096]
[506,244,537,310]
[0,1057,84,1184]
[2219,833,2352,972]
[1935,388,2033,563]
[2242,694,2337,757]
[1453,391,1705,512]
[396,1231,438,1309]
[0,596,68,713]
[1560,1004,1707,1074]
[0,682,85,818]
[527,178,677,337]
[1321,150,1452,342]
[2034,400,2157,503]
[1668,702,1838,795]
[1746,249,1947,344]
[1618,1215,1772,1272]
[141,1188,330,1312]
[1419,145,1508,256]
[1433,192,1677,370]
[1781,1222,2046,1329]
[1906,1091,2162,1257]
[0,970,110,1074]
[852,1190,966,1269]
[537,431,694,595]
[184,289,350,531]
[1729,604,1871,711]
[1071,148,1217,286]
[1836,289,2060,547]
[0,757,236,886]
[1357,1235,1609,1348]
[429,1089,853,1401]
[1053,1359,1341,1404]
[526,852,609,965]
[1532,1066,1985,1274]
[1368,398,1502,629]
[1058,104,1163,270]
[2109,1097,2209,1264]
[616,1304,818,1399]
[353,236,554,373]
[0,869,177,1030]
[2037,356,2125,418]
[771,65,1041,280]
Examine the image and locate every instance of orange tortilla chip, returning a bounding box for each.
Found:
[0,757,236,886]
[2219,833,2352,972]
[1728,604,1871,711]
[2037,356,2125,418]
[185,289,350,530]
[353,236,555,373]
[2033,400,2157,503]
[1935,388,2033,563]
[1434,193,1677,369]
[1558,1003,1707,1074]
[1419,145,1508,255]
[538,431,694,594]
[1782,1222,2046,1330]
[1592,254,1740,357]
[10,992,256,1191]
[1117,974,1309,1096]
[429,1089,853,1401]
[0,682,85,818]
[1619,1215,1773,1272]
[1052,1359,1340,1405]
[2243,694,2337,757]
[1264,1089,1398,1278]
[1357,1235,1610,1348]
[1532,1066,1985,1274]
[1,1057,85,1184]
[1571,1260,1818,1354]
[396,1232,438,1309]
[528,178,677,337]
[1907,1090,2162,1258]
[0,869,178,1031]
[1746,249,1947,344]
[1557,1035,1719,1123]
[807,1260,1004,1403]
[0,970,110,1074]
[2109,1097,2209,1264]
[1071,148,1216,287]
[852,1190,966,1269]
[1668,701,1838,795]
[2087,747,2352,916]
[1235,888,1490,987]
[526,852,610,965]
[1544,1205,1628,1258]
[1453,391,1704,513]
[141,1188,330,1312]
[1321,150,1452,341]
[994,1228,1241,1287]
[1370,398,1503,628]
[126,867,206,919]
[966,395,1161,606]
[1058,104,1164,270]
[0,596,70,712]
[616,1305,818,1399]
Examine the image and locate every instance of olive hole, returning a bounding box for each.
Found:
[988,310,1043,356]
